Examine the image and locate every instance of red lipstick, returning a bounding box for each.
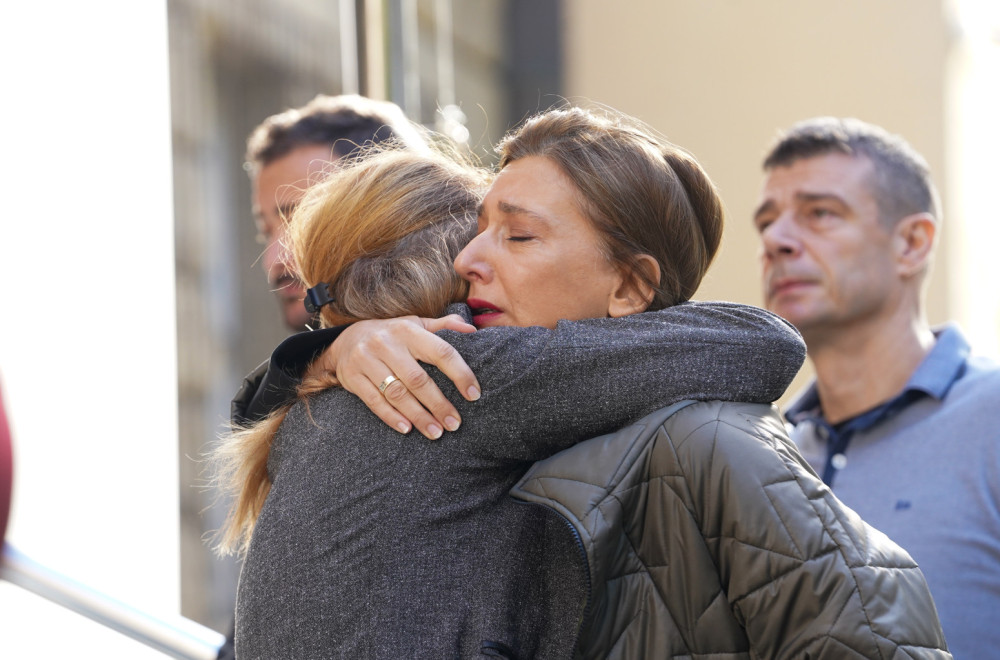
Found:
[466,297,503,327]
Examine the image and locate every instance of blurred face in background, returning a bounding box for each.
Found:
[253,144,335,331]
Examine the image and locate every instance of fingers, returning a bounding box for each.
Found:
[423,313,477,334]
[346,370,418,437]
[332,318,477,440]
[407,331,481,404]
[324,321,415,435]
[418,316,480,402]
[380,364,450,439]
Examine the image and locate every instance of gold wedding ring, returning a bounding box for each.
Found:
[378,375,400,395]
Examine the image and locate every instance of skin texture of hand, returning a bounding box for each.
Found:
[315,314,480,439]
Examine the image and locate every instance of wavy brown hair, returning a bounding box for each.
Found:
[498,106,724,309]
[215,145,488,555]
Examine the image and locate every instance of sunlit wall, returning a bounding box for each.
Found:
[945,0,1000,359]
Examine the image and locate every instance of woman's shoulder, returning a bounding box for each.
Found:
[649,400,803,481]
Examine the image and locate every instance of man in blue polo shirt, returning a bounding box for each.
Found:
[752,116,1000,657]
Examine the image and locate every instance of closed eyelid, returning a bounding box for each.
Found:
[753,215,776,234]
[804,204,844,221]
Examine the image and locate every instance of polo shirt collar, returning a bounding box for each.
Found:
[785,323,970,426]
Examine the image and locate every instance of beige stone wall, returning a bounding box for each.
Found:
[563,0,955,400]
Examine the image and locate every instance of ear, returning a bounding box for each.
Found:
[609,255,660,318]
[893,213,936,278]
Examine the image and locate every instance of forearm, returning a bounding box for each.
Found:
[441,301,805,460]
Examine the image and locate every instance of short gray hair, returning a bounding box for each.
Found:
[762,117,941,226]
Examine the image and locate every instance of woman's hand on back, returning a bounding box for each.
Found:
[316,314,481,439]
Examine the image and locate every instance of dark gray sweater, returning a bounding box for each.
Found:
[235,302,805,659]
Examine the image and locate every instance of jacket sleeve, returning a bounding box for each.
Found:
[668,402,951,658]
[440,302,806,461]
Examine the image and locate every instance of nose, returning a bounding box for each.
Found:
[263,234,292,283]
[759,213,800,261]
[454,231,491,284]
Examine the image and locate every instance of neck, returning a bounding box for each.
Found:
[804,307,934,424]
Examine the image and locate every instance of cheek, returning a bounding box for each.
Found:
[264,240,289,269]
[554,258,617,312]
[533,256,590,294]
[498,261,567,323]
[824,247,886,299]
[261,241,280,269]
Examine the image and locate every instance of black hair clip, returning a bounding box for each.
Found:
[304,283,336,313]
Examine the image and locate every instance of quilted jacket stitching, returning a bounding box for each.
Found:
[718,413,889,658]
[511,401,949,658]
[636,405,905,657]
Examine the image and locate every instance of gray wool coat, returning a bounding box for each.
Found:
[234,302,807,659]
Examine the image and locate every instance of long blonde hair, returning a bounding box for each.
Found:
[215,145,488,555]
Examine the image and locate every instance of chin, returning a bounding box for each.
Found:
[283,309,314,332]
[766,303,806,326]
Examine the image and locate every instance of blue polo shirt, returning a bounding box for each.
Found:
[787,325,969,486]
[786,324,1000,658]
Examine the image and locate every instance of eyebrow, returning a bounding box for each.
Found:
[796,191,848,207]
[496,199,554,225]
[277,202,298,220]
[753,192,849,222]
[253,202,299,229]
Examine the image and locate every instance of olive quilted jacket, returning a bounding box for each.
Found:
[512,400,951,659]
